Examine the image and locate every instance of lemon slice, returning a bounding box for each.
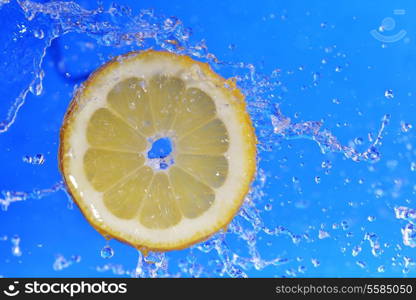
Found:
[59,50,256,251]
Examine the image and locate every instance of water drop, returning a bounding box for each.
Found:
[11,235,22,257]
[22,154,45,165]
[341,221,349,230]
[401,223,416,248]
[318,230,330,239]
[356,261,366,269]
[298,265,306,273]
[401,122,412,132]
[384,89,394,99]
[101,245,114,259]
[354,137,363,145]
[352,245,362,257]
[264,203,272,211]
[314,176,321,184]
[311,258,320,267]
[377,265,385,273]
[321,160,332,169]
[33,29,44,39]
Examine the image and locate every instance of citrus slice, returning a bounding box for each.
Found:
[59,50,256,251]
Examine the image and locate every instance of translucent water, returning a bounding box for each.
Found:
[1,0,415,277]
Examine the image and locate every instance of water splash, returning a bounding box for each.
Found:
[271,105,389,163]
[395,206,416,248]
[0,0,398,277]
[0,182,64,210]
[22,153,45,165]
[53,254,81,271]
[11,235,22,257]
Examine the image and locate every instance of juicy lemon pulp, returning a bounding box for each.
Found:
[59,50,256,251]
[85,75,228,228]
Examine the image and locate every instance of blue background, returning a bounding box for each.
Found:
[1,0,416,277]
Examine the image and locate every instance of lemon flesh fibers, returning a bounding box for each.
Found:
[59,50,256,251]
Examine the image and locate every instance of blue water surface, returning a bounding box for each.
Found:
[1,0,416,277]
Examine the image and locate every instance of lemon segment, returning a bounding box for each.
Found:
[169,166,215,218]
[148,75,185,132]
[172,87,217,137]
[103,166,153,220]
[175,154,228,188]
[107,77,155,137]
[83,148,145,192]
[59,50,257,251]
[87,108,147,152]
[177,118,229,155]
[139,172,182,229]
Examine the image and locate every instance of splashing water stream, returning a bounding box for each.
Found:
[1,0,413,277]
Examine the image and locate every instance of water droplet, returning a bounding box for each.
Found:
[401,122,412,132]
[264,203,272,211]
[352,245,362,257]
[312,72,320,85]
[321,160,332,169]
[335,66,342,72]
[377,265,385,273]
[354,137,363,145]
[314,176,321,184]
[298,265,306,273]
[311,258,320,267]
[33,29,44,39]
[341,221,349,230]
[22,154,45,165]
[401,223,416,248]
[367,216,376,222]
[318,230,330,239]
[101,245,114,259]
[356,260,366,268]
[384,89,394,99]
[332,98,341,104]
[11,235,22,257]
